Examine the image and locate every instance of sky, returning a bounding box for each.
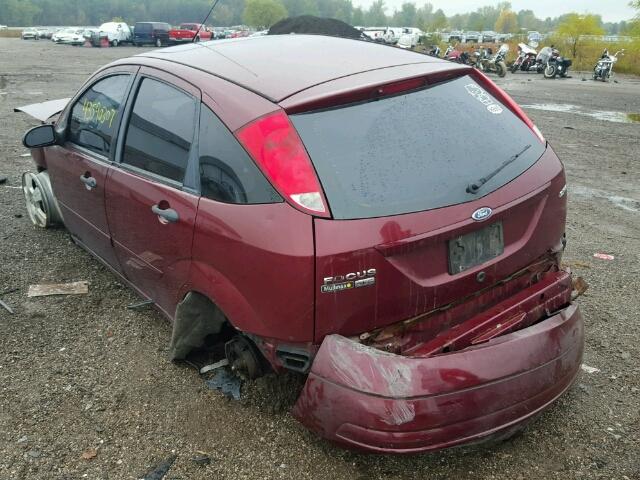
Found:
[351,0,638,23]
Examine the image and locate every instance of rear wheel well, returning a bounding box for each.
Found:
[169,291,269,378]
[169,291,230,360]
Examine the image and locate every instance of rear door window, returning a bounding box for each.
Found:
[122,77,196,183]
[68,74,130,156]
[198,106,281,204]
[291,74,545,219]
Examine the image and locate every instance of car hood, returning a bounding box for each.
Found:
[14,98,70,122]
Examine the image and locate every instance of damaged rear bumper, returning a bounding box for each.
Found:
[292,303,583,453]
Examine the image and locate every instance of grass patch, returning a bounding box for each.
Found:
[0,30,22,38]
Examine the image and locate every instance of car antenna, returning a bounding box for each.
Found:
[193,0,221,43]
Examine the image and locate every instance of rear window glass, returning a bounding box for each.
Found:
[291,75,545,220]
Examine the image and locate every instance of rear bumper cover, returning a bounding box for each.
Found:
[292,303,583,453]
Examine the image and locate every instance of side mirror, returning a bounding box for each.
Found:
[23,124,57,148]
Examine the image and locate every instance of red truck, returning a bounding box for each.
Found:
[168,23,212,43]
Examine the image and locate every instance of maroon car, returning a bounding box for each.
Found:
[20,35,584,453]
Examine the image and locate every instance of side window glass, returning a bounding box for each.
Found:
[68,74,130,156]
[198,105,281,204]
[123,78,196,183]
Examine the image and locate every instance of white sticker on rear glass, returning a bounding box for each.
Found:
[465,84,503,114]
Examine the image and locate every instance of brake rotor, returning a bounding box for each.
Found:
[225,336,264,379]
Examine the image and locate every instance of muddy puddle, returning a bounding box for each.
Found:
[522,103,640,124]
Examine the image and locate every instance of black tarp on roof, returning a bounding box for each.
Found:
[268,15,365,39]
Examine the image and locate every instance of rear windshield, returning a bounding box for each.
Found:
[291,74,545,220]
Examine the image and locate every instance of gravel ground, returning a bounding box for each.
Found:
[0,38,639,479]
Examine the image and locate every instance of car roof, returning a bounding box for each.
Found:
[135,34,446,102]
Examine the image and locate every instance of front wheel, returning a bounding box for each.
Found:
[155,37,162,47]
[496,61,507,77]
[194,36,200,43]
[111,39,118,47]
[544,64,557,79]
[510,63,519,74]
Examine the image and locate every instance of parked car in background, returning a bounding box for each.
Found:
[133,22,171,47]
[52,27,86,44]
[464,31,481,43]
[168,23,212,43]
[448,30,464,42]
[212,27,227,39]
[98,22,132,46]
[21,28,40,40]
[527,31,542,44]
[230,29,251,38]
[396,32,418,49]
[481,30,497,43]
[19,34,583,455]
[0,25,8,31]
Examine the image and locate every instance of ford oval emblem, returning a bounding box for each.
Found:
[471,207,493,221]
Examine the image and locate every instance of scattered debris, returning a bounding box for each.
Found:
[81,447,98,460]
[141,454,177,480]
[593,253,615,261]
[127,299,154,310]
[199,358,229,374]
[27,281,88,297]
[191,452,211,466]
[26,449,41,459]
[0,298,14,314]
[20,153,31,157]
[571,276,589,300]
[581,364,601,374]
[204,368,242,400]
[0,176,7,184]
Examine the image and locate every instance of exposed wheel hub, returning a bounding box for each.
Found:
[225,336,264,379]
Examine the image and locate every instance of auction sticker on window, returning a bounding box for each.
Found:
[465,84,503,114]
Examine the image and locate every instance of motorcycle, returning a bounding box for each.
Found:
[427,45,441,57]
[593,49,624,82]
[444,44,471,64]
[475,44,508,77]
[543,47,572,79]
[511,43,543,73]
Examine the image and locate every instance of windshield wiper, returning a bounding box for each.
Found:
[466,144,532,194]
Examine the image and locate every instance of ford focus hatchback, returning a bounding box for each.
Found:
[20,35,584,453]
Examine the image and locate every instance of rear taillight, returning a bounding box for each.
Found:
[471,69,545,144]
[236,110,330,217]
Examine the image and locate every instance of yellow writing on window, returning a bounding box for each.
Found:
[82,100,117,128]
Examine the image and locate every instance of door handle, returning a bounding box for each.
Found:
[80,174,97,190]
[151,204,179,223]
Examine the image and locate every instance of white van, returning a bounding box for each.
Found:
[98,22,132,46]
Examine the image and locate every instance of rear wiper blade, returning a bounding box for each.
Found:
[466,144,532,194]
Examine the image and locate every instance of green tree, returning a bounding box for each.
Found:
[430,8,447,31]
[392,2,417,27]
[365,0,387,26]
[352,6,364,26]
[281,0,319,17]
[495,9,518,33]
[243,0,287,28]
[557,13,605,57]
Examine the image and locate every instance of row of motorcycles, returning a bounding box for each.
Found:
[427,43,568,79]
[427,43,624,82]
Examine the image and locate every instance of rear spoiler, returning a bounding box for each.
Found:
[14,98,70,122]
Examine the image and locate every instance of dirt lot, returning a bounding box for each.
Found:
[1,38,639,479]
